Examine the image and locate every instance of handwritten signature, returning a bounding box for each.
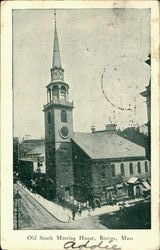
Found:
[64,240,121,249]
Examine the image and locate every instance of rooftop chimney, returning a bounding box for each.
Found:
[91,125,96,133]
[105,124,117,132]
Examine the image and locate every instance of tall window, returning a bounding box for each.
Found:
[102,166,105,179]
[47,112,51,124]
[61,110,67,122]
[129,162,133,174]
[137,162,141,173]
[120,163,125,176]
[52,85,59,101]
[60,86,66,101]
[145,161,148,172]
[111,164,115,177]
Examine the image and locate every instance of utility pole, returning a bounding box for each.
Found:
[14,190,22,230]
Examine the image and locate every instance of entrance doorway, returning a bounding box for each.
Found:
[135,185,141,197]
[65,187,70,201]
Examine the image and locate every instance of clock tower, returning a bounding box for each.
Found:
[43,14,74,200]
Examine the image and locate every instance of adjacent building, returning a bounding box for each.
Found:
[19,143,46,174]
[19,139,45,158]
[140,76,151,160]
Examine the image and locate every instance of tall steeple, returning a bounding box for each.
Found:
[51,10,64,82]
[44,9,73,105]
[43,10,74,200]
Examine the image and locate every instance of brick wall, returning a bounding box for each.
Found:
[44,105,74,199]
[72,141,92,202]
[111,159,150,181]
[90,159,150,199]
[55,142,74,198]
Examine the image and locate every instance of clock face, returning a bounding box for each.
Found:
[59,126,69,139]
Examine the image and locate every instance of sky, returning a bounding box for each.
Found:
[13,9,150,139]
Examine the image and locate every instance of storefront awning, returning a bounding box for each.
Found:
[117,183,123,188]
[128,177,140,184]
[107,186,114,190]
[142,181,151,190]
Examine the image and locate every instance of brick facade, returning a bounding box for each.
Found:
[72,141,150,202]
[44,104,74,199]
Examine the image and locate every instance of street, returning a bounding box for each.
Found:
[14,184,150,230]
[13,184,106,230]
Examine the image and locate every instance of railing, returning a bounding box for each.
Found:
[44,99,73,109]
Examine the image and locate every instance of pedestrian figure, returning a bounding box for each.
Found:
[91,203,95,211]
[88,206,91,216]
[72,211,75,220]
[113,197,117,205]
[78,208,82,216]
[114,197,117,205]
[119,202,122,210]
[68,214,71,222]
[121,202,125,209]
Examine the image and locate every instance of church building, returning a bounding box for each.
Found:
[43,15,150,203]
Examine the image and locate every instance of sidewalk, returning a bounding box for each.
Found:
[17,182,144,223]
[18,182,70,222]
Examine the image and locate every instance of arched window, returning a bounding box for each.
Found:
[129,162,133,174]
[145,161,148,172]
[48,89,51,102]
[47,112,51,124]
[111,164,115,177]
[60,85,66,101]
[61,86,66,91]
[52,85,59,101]
[61,110,67,122]
[120,163,125,176]
[137,162,141,173]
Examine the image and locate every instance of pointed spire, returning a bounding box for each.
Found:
[52,10,62,69]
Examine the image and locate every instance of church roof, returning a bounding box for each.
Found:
[71,132,145,160]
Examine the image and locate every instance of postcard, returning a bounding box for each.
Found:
[1,1,159,250]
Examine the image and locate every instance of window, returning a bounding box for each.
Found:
[48,89,51,102]
[111,164,115,177]
[61,110,67,122]
[47,112,51,124]
[61,92,66,101]
[129,162,133,174]
[137,162,141,173]
[145,161,148,172]
[120,163,125,176]
[102,166,105,179]
[60,86,66,101]
[52,85,59,101]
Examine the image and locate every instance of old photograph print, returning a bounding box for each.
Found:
[13,8,151,230]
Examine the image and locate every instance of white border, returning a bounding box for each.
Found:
[1,1,159,250]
